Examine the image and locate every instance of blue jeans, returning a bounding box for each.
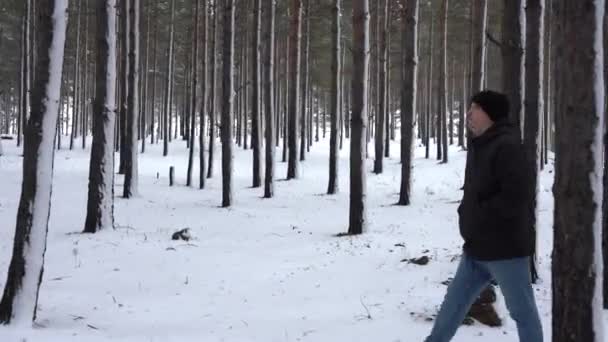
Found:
[425,253,543,342]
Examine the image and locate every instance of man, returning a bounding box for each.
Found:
[424,90,543,342]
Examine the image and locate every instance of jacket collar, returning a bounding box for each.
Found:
[472,119,518,147]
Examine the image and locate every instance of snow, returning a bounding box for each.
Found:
[591,0,605,340]
[10,0,69,327]
[0,131,576,340]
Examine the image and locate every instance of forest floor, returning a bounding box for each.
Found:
[0,134,579,341]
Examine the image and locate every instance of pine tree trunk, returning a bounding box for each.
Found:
[471,0,487,94]
[163,0,175,157]
[327,0,340,195]
[71,0,82,151]
[425,7,433,159]
[373,0,387,174]
[523,0,543,285]
[123,0,139,198]
[299,0,310,162]
[251,0,262,187]
[282,35,289,163]
[119,0,129,172]
[439,0,448,163]
[502,0,524,128]
[543,0,552,168]
[263,0,276,198]
[552,1,604,340]
[199,0,208,189]
[348,0,369,235]
[82,1,90,150]
[150,2,158,146]
[603,0,608,310]
[398,0,418,206]
[207,0,218,179]
[0,0,68,324]
[287,0,302,179]
[84,0,117,233]
[384,8,391,159]
[18,0,31,148]
[221,0,235,207]
[141,0,151,153]
[187,0,200,188]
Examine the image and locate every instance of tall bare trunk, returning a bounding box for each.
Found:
[263,0,276,198]
[287,0,302,180]
[327,0,341,195]
[348,0,369,235]
[221,0,235,207]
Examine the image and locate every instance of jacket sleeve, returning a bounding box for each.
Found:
[481,141,527,219]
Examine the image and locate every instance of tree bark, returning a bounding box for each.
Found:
[251,0,262,187]
[84,0,117,233]
[502,0,524,128]
[163,0,175,157]
[299,0,310,162]
[187,0,200,188]
[0,0,68,324]
[287,0,302,179]
[263,0,276,198]
[199,0,208,189]
[523,0,544,285]
[552,1,604,340]
[439,0,448,163]
[373,0,388,174]
[398,0,418,206]
[348,0,369,235]
[123,0,140,198]
[18,0,31,148]
[327,0,341,195]
[208,0,218,179]
[221,0,235,207]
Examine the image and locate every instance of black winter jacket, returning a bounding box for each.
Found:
[458,120,534,260]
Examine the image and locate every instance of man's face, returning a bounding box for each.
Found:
[467,102,494,137]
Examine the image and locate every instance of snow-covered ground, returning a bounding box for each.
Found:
[0,134,569,341]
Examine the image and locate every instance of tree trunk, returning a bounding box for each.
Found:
[221,0,235,207]
[84,0,117,233]
[327,0,341,195]
[71,0,82,151]
[150,2,158,146]
[199,0,208,189]
[18,0,31,148]
[282,34,289,163]
[348,0,369,235]
[299,0,310,162]
[523,0,543,285]
[439,0,448,163]
[141,0,151,153]
[0,0,68,324]
[398,0,418,206]
[163,0,175,157]
[287,0,302,180]
[81,1,90,150]
[187,0,200,188]
[123,0,140,198]
[373,0,388,174]
[208,0,218,179]
[502,0,524,128]
[251,0,262,187]
[263,0,276,198]
[425,7,433,159]
[119,0,129,172]
[384,7,391,158]
[552,1,604,340]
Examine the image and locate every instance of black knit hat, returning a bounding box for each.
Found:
[470,90,510,122]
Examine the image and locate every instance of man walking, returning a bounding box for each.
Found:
[424,90,543,342]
